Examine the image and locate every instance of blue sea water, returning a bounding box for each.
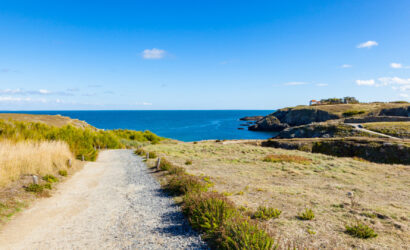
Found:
[0,110,277,141]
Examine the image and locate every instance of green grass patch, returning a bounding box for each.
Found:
[263,154,311,164]
[58,170,68,177]
[25,184,44,193]
[42,174,58,183]
[253,206,282,220]
[298,208,315,220]
[343,110,366,117]
[345,222,378,238]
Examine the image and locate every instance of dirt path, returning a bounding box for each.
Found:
[345,123,401,139]
[0,150,205,250]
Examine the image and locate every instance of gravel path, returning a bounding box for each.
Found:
[0,150,206,249]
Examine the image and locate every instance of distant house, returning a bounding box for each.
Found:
[309,100,320,105]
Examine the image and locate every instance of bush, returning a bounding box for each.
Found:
[25,183,43,193]
[298,208,315,220]
[169,166,186,175]
[159,159,172,171]
[135,148,145,156]
[44,183,52,190]
[183,192,237,237]
[148,152,157,159]
[42,175,58,183]
[219,219,277,250]
[58,170,68,177]
[166,174,207,195]
[263,154,311,164]
[345,222,378,238]
[185,160,193,165]
[253,206,281,220]
[343,110,365,117]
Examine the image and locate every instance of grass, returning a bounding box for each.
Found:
[342,110,366,117]
[0,140,73,187]
[363,122,410,138]
[297,208,315,220]
[150,153,277,249]
[58,170,68,176]
[263,154,311,164]
[42,175,59,183]
[144,140,410,248]
[253,206,281,220]
[0,119,163,161]
[24,183,44,193]
[345,223,378,239]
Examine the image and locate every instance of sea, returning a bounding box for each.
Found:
[0,110,277,142]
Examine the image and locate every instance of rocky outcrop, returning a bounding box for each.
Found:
[248,116,289,131]
[378,106,410,117]
[239,116,264,121]
[275,123,375,139]
[262,138,410,165]
[248,108,339,131]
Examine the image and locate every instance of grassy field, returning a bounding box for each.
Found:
[283,102,409,117]
[0,113,91,128]
[145,140,409,249]
[364,122,410,139]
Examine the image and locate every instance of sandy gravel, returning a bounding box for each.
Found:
[0,150,205,250]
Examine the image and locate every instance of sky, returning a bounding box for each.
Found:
[0,0,409,110]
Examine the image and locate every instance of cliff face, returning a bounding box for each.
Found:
[379,106,410,117]
[249,108,340,131]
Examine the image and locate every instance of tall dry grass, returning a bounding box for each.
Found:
[0,140,74,187]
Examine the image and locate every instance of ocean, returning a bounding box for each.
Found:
[0,110,277,141]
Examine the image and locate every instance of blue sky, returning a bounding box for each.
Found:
[0,0,409,110]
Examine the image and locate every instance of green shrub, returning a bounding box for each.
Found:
[159,159,173,171]
[166,174,207,195]
[135,148,145,156]
[343,110,366,117]
[58,170,68,177]
[183,192,237,236]
[345,222,377,238]
[253,206,281,220]
[44,183,52,190]
[148,152,157,159]
[42,175,58,183]
[25,184,43,193]
[298,208,315,220]
[169,166,186,175]
[185,160,193,165]
[219,219,277,250]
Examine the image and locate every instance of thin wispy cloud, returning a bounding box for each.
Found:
[0,88,73,96]
[390,62,410,69]
[357,40,378,48]
[284,81,308,86]
[356,79,375,86]
[316,83,328,87]
[142,48,166,59]
[341,64,352,68]
[88,84,102,88]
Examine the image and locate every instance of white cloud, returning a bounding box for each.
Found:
[142,48,166,59]
[341,64,352,68]
[356,79,375,86]
[38,89,51,94]
[284,81,308,86]
[142,102,152,106]
[357,40,378,48]
[378,77,410,85]
[316,83,328,87]
[0,88,72,96]
[0,96,50,103]
[390,63,402,69]
[399,93,409,98]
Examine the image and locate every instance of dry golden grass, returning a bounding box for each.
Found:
[263,154,311,164]
[0,113,91,128]
[0,140,74,187]
[146,141,410,249]
[287,102,409,117]
[364,121,410,138]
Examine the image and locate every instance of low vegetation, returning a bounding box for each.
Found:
[263,154,311,164]
[345,222,378,239]
[144,141,409,248]
[342,110,365,117]
[143,150,278,249]
[297,208,315,220]
[253,206,281,220]
[0,119,163,161]
[0,140,73,187]
[363,122,410,138]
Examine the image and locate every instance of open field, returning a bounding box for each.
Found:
[145,140,410,249]
[286,102,409,117]
[0,113,91,128]
[364,122,410,139]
